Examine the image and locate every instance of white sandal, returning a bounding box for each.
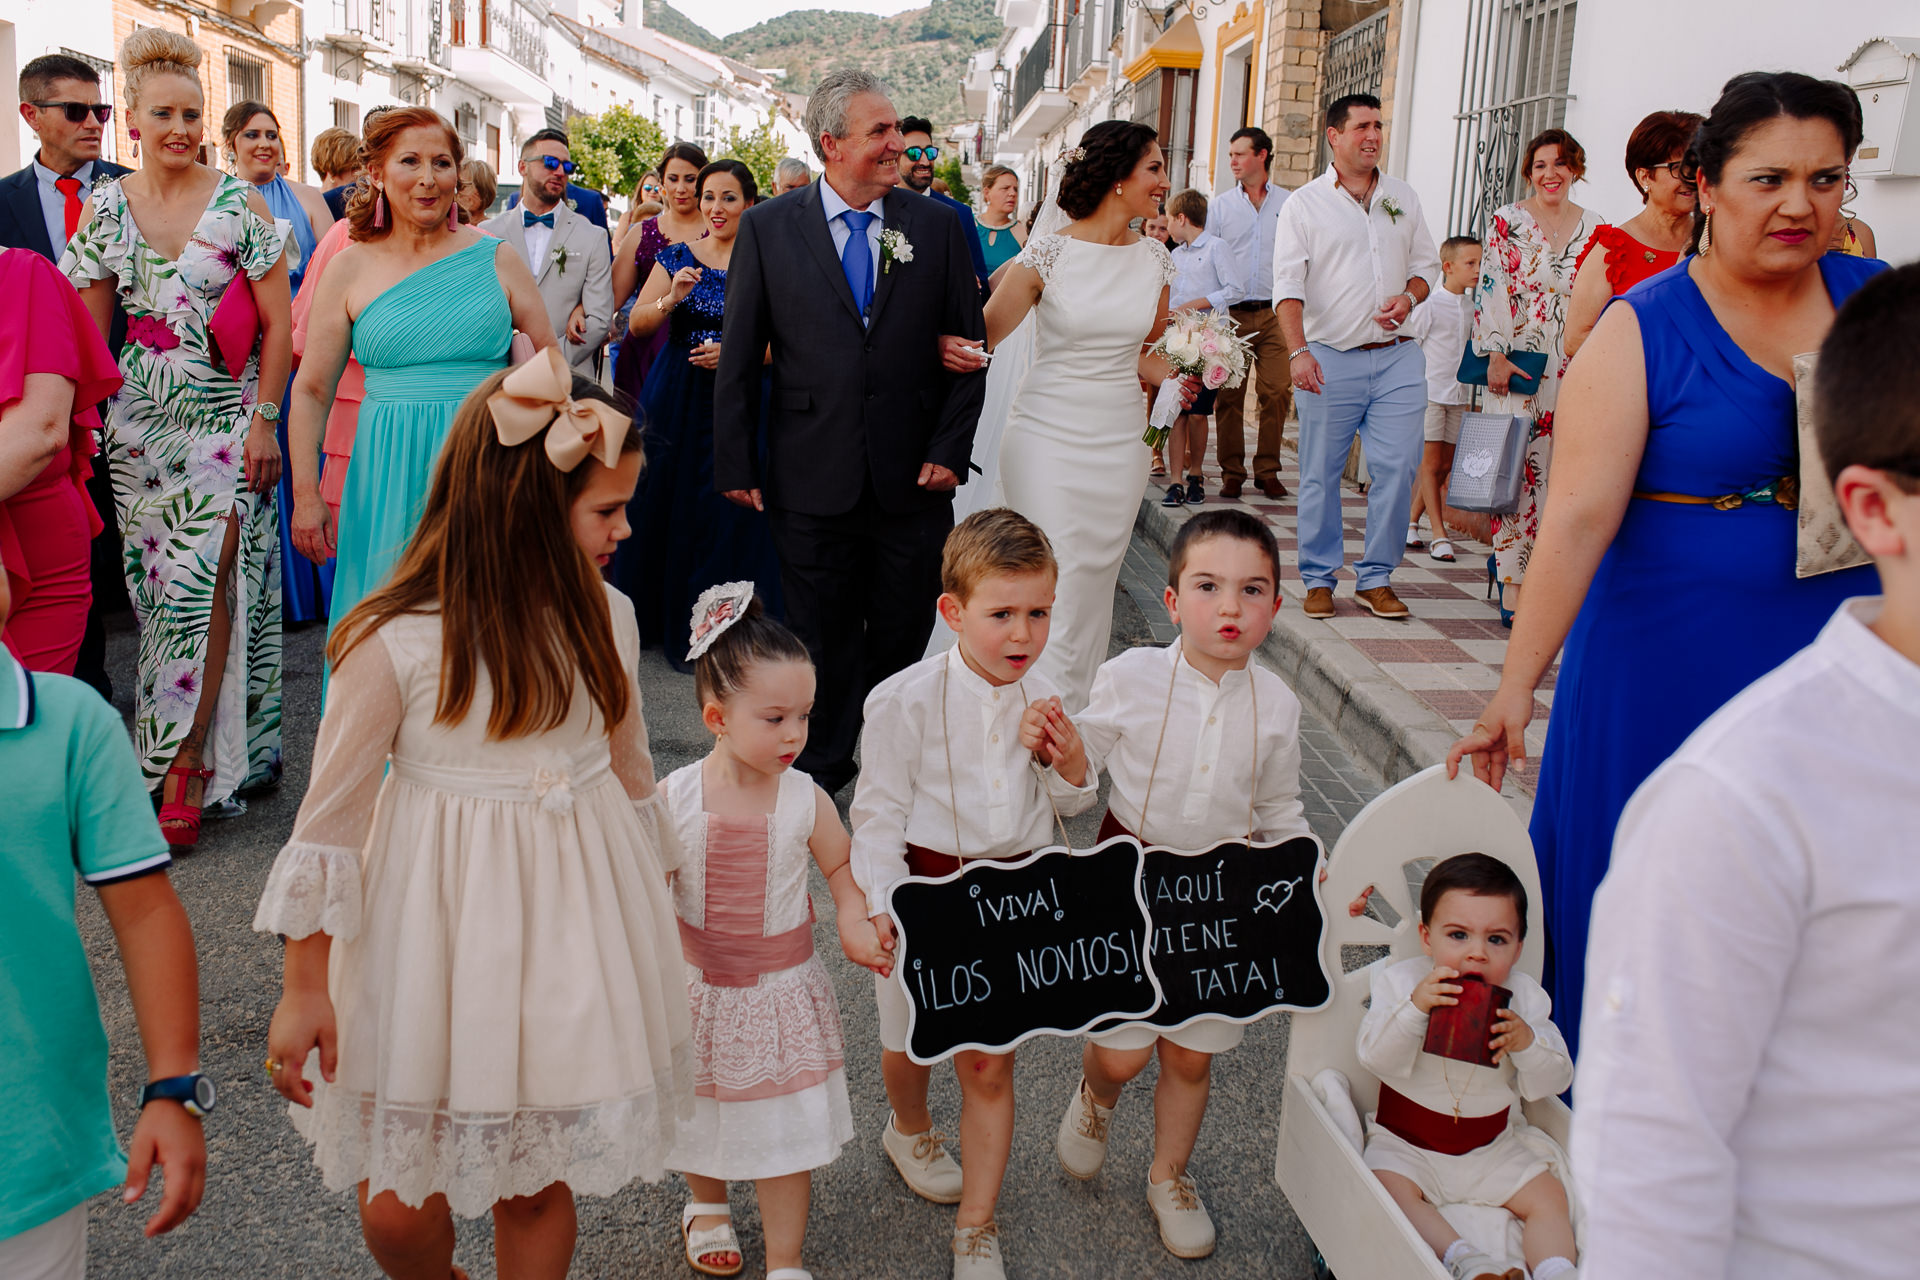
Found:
[1428,538,1457,562]
[681,1202,743,1277]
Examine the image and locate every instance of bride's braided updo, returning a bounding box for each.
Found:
[1055,120,1160,220]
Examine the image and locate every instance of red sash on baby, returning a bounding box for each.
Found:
[680,812,816,986]
[905,843,1028,879]
[1374,1083,1510,1156]
[1097,810,1135,843]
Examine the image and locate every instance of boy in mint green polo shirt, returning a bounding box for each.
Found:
[0,550,206,1276]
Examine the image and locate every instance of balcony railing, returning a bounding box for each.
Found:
[1064,2,1108,86]
[1012,24,1062,121]
[454,0,548,80]
[1108,0,1124,48]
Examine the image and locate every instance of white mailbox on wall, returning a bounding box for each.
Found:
[1841,37,1920,179]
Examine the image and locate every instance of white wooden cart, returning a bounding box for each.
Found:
[1275,765,1573,1279]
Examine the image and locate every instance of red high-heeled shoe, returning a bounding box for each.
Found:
[158,764,215,850]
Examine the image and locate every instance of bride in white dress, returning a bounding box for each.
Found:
[986,121,1188,710]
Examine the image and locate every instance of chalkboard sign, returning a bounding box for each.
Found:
[888,840,1161,1065]
[1099,833,1332,1035]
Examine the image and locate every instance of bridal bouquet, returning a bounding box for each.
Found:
[1144,311,1252,450]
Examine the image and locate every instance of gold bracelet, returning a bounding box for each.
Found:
[655,294,674,313]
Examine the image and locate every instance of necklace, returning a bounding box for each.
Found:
[1440,1057,1469,1122]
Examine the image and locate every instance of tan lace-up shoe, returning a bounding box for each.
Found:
[1355,584,1411,619]
[1303,586,1336,619]
[951,1222,1006,1280]
[1147,1171,1218,1259]
[881,1112,963,1203]
[1055,1076,1115,1179]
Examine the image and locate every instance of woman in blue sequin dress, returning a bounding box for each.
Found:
[614,159,783,669]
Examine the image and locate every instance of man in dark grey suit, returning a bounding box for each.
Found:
[715,70,987,794]
[1,53,133,699]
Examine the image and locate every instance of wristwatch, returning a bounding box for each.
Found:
[253,401,281,423]
[1399,290,1419,310]
[140,1073,216,1119]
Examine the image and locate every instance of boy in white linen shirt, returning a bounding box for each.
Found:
[1403,236,1482,561]
[1573,263,1920,1280]
[1162,189,1245,508]
[1051,509,1307,1260]
[850,507,1097,1280]
[1360,854,1577,1280]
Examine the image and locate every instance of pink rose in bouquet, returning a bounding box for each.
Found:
[1203,359,1232,390]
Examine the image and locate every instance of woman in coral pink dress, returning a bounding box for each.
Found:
[0,249,122,673]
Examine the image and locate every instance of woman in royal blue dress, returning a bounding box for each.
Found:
[613,158,782,669]
[1450,72,1886,1059]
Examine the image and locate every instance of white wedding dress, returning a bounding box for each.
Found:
[998,233,1175,711]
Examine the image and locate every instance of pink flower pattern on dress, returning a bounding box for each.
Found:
[127,314,181,351]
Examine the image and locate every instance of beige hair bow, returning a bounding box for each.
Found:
[488,345,629,472]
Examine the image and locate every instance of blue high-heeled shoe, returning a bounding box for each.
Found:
[1486,554,1513,629]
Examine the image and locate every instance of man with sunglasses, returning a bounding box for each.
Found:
[897,116,990,296]
[3,53,133,706]
[487,128,614,373]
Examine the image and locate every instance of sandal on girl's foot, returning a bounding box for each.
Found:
[158,765,215,851]
[1162,483,1186,507]
[951,1222,1005,1280]
[680,1203,743,1277]
[1429,538,1457,562]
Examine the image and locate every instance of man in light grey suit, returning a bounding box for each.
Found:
[484,128,613,371]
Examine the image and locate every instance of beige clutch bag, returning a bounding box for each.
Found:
[1793,350,1871,579]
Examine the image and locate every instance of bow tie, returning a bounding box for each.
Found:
[523,210,554,229]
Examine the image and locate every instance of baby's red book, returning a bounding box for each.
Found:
[1422,973,1511,1068]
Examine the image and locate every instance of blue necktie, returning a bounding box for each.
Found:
[840,210,875,319]
[524,210,554,228]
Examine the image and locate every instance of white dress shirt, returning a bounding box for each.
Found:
[820,178,885,299]
[33,157,98,253]
[850,646,1098,916]
[1208,180,1285,305]
[520,206,555,271]
[1399,287,1475,405]
[1574,598,1920,1280]
[1272,166,1441,352]
[1169,230,1244,314]
[1076,641,1307,851]
[1359,957,1572,1119]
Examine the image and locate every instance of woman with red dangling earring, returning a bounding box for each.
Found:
[283,105,557,647]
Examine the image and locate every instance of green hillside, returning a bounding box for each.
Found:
[644,0,998,128]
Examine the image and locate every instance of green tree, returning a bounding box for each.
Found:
[566,104,668,199]
[933,154,971,208]
[719,110,791,197]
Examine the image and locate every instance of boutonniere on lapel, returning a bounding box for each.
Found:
[551,245,569,276]
[566,196,578,212]
[881,228,914,274]
[1380,196,1404,223]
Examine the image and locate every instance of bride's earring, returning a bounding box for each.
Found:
[1115,184,1124,195]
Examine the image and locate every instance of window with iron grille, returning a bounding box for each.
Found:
[228,49,270,105]
[1448,0,1578,237]
[1132,67,1198,191]
[1314,11,1389,174]
[333,99,359,132]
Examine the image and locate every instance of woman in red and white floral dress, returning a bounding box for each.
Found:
[1475,128,1604,619]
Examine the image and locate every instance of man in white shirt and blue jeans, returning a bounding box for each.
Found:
[1273,94,1440,620]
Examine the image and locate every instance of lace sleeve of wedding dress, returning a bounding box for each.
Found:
[251,629,406,940]
[1015,234,1069,286]
[1145,238,1177,287]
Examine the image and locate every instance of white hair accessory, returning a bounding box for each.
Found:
[1064,146,1086,164]
[686,581,756,661]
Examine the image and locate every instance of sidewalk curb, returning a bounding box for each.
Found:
[1135,496,1466,789]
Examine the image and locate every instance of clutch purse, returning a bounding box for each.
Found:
[1793,350,1871,579]
[207,269,261,379]
[1423,973,1512,1068]
[1446,412,1531,514]
[1457,348,1548,397]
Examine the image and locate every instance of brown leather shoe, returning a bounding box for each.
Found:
[1219,479,1244,499]
[1355,585,1411,619]
[1258,476,1289,500]
[1302,587,1335,619]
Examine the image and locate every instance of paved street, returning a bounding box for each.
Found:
[76,531,1385,1279]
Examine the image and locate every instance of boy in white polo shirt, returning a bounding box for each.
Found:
[1574,263,1920,1279]
[0,547,206,1279]
[1052,508,1307,1259]
[1404,235,1482,561]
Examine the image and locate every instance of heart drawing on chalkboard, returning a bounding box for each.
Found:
[1253,877,1301,915]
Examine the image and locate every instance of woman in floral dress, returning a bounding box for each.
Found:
[62,29,292,847]
[1475,128,1603,617]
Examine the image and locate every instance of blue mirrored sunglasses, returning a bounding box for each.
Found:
[539,156,578,174]
[903,146,940,162]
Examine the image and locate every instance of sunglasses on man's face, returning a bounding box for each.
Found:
[34,101,112,125]
[903,146,940,163]
[538,156,578,174]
